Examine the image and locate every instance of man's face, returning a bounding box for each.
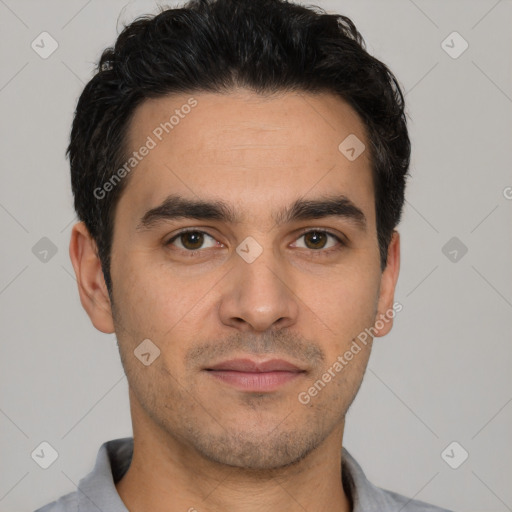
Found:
[105,89,397,469]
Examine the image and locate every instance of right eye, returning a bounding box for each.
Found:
[165,229,223,254]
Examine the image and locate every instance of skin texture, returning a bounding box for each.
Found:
[69,88,400,512]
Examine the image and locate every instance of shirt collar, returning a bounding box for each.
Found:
[76,437,132,512]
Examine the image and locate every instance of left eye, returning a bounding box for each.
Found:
[291,230,342,251]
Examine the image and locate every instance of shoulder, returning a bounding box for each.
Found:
[32,437,132,512]
[341,448,454,512]
[379,487,454,511]
[33,490,78,512]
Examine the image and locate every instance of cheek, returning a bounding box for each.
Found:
[112,265,196,391]
[304,268,380,343]
[112,253,216,346]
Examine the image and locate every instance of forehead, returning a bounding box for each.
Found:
[118,89,375,229]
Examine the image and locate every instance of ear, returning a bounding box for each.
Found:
[69,221,115,334]
[373,230,400,338]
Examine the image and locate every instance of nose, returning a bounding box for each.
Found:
[218,245,299,333]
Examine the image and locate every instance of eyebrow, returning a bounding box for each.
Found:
[136,193,367,232]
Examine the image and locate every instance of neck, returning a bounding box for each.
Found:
[115,420,352,512]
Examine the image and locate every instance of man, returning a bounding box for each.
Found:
[35,0,452,510]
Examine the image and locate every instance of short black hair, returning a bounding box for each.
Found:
[68,0,410,296]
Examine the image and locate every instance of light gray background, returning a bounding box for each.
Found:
[1,1,511,511]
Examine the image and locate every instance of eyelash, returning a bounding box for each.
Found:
[165,228,345,257]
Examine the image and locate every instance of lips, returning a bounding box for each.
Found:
[204,358,306,392]
[206,358,304,373]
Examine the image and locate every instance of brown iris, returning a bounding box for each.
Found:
[180,231,205,250]
[303,231,329,250]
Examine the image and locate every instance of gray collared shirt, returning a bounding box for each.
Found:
[34,437,453,512]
